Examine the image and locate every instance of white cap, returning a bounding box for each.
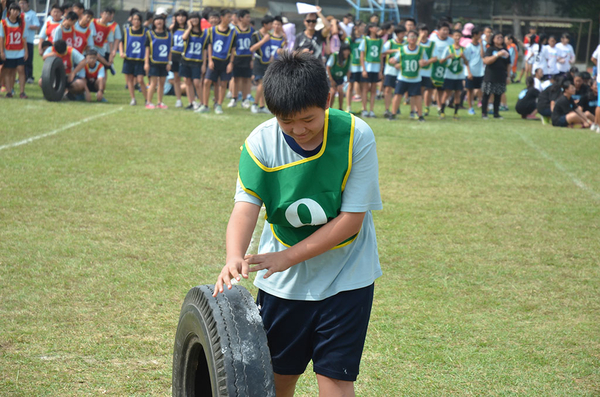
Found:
[155,7,168,16]
[282,16,289,24]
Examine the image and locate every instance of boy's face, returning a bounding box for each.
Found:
[573,76,583,90]
[472,32,481,41]
[209,15,219,26]
[419,29,428,41]
[438,27,449,40]
[535,68,543,78]
[80,14,92,26]
[277,106,328,150]
[548,37,556,46]
[407,33,417,45]
[405,21,415,31]
[86,55,97,66]
[561,36,569,45]
[273,20,282,32]
[395,32,405,42]
[453,31,461,43]
[240,13,251,25]
[63,18,75,28]
[221,13,231,25]
[51,8,62,20]
[73,6,83,16]
[484,28,492,38]
[263,22,273,31]
[18,0,29,11]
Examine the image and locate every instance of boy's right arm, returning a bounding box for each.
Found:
[213,201,261,296]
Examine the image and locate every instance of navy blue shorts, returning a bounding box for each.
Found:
[3,57,25,68]
[538,107,552,117]
[443,78,464,91]
[383,74,397,88]
[171,52,181,74]
[257,284,375,381]
[395,80,421,97]
[205,59,232,82]
[252,61,269,82]
[122,59,145,76]
[233,56,252,78]
[361,71,380,83]
[331,77,344,87]
[349,71,362,83]
[179,61,202,80]
[420,76,433,89]
[465,76,483,89]
[149,63,168,77]
[552,114,569,127]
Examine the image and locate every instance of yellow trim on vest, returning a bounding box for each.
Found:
[269,223,359,249]
[341,114,355,192]
[244,108,333,172]
[237,174,262,201]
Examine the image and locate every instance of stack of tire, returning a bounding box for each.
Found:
[172,285,276,397]
[41,57,67,101]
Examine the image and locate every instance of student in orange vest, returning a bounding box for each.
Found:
[40,39,87,97]
[0,2,29,98]
[91,8,115,72]
[82,49,106,102]
[51,11,78,48]
[38,3,62,54]
[73,10,95,55]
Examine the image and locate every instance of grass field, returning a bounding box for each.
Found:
[1,56,599,396]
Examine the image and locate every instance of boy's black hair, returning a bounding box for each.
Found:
[404,17,416,25]
[65,11,78,21]
[394,25,406,35]
[506,35,515,42]
[41,40,52,51]
[103,6,115,14]
[85,49,98,56]
[561,79,573,91]
[220,9,231,17]
[82,9,94,17]
[60,2,72,12]
[202,6,212,20]
[54,39,67,54]
[471,27,481,35]
[525,76,534,89]
[263,51,329,118]
[580,71,591,80]
[50,3,61,11]
[381,22,392,31]
[366,22,378,32]
[208,11,220,19]
[548,34,556,41]
[569,66,579,74]
[20,0,29,3]
[72,2,84,9]
[261,15,274,26]
[145,11,154,20]
[437,21,451,30]
[406,29,418,37]
[237,9,249,18]
[273,15,283,24]
[417,23,428,31]
[452,29,462,35]
[129,8,140,16]
[561,32,570,40]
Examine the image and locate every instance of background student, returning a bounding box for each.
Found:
[119,11,147,106]
[144,13,172,109]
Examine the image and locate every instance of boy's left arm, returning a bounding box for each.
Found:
[246,211,365,279]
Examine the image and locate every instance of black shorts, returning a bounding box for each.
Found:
[395,80,422,97]
[383,74,397,88]
[122,59,145,76]
[233,56,252,78]
[552,114,569,127]
[149,63,168,77]
[257,284,374,381]
[420,76,433,89]
[3,57,25,68]
[349,71,362,83]
[465,76,483,89]
[253,61,269,81]
[179,61,202,80]
[538,107,552,117]
[361,71,380,83]
[86,79,98,92]
[331,77,344,87]
[171,52,182,74]
[443,78,464,91]
[205,58,232,82]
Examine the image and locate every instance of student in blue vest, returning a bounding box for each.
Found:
[119,11,147,106]
[144,13,172,109]
[200,8,237,115]
[181,12,207,110]
[228,9,254,109]
[249,14,274,114]
[169,9,187,108]
[213,50,382,397]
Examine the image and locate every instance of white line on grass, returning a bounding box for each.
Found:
[516,131,600,201]
[0,107,124,152]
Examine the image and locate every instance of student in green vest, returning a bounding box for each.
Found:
[326,42,352,110]
[359,22,383,117]
[381,26,406,118]
[214,51,382,397]
[345,22,365,113]
[439,29,471,120]
[388,29,428,121]
[418,23,437,116]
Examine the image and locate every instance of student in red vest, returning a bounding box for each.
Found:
[0,2,28,98]
[38,3,62,54]
[73,10,95,55]
[40,39,87,97]
[91,8,115,72]
[82,49,106,102]
[51,11,78,48]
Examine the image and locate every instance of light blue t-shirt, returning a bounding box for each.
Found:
[23,10,39,43]
[463,42,484,77]
[235,115,383,301]
[0,19,27,59]
[38,17,61,41]
[43,46,86,78]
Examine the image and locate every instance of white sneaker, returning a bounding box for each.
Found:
[251,104,259,114]
[215,104,224,114]
[368,110,376,118]
[193,101,200,110]
[242,99,251,109]
[259,107,271,114]
[227,98,237,108]
[361,110,368,118]
[225,91,232,99]
[175,99,183,108]
[195,105,209,113]
[130,98,137,106]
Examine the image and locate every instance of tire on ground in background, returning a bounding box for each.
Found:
[172,284,276,397]
[41,57,66,102]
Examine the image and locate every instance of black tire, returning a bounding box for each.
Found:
[41,57,67,102]
[172,285,276,397]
